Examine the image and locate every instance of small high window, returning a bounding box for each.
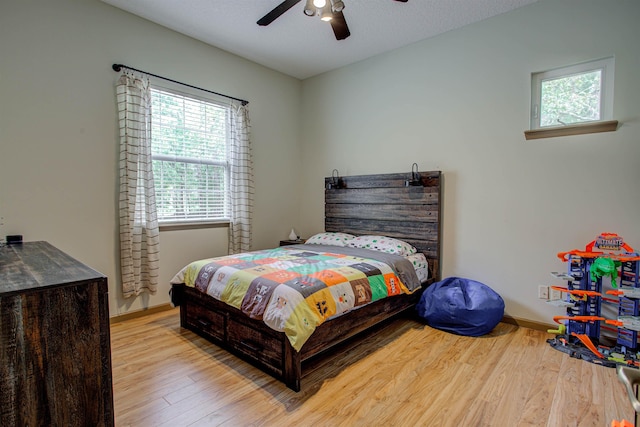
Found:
[530,57,614,130]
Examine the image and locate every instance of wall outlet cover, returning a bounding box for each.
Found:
[549,288,563,300]
[538,285,549,299]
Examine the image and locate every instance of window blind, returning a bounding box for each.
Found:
[150,87,230,223]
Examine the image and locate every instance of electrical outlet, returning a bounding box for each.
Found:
[549,288,562,300]
[538,285,549,299]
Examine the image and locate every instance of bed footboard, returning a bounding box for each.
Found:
[172,283,302,390]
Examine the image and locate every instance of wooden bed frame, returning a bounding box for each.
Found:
[171,170,442,391]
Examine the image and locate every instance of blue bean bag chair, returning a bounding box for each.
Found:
[417,277,505,336]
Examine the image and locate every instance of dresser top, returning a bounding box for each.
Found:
[0,241,105,295]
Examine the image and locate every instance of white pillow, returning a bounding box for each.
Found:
[346,235,417,256]
[305,232,356,247]
[415,266,430,282]
[405,252,429,270]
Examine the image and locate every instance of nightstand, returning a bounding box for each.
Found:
[279,239,305,246]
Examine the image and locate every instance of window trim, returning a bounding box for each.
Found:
[149,83,232,226]
[158,220,229,232]
[530,57,615,132]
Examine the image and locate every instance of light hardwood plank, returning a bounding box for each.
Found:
[111,309,635,426]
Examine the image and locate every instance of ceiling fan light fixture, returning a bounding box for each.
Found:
[303,0,316,16]
[259,0,401,41]
[331,0,345,12]
[320,4,333,21]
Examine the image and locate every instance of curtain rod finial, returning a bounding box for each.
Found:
[112,64,123,72]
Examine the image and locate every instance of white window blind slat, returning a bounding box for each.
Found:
[150,87,230,223]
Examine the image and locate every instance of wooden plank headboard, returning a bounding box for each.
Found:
[324,170,442,282]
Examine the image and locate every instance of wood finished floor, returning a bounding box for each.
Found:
[111,308,634,426]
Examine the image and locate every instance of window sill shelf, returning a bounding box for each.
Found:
[524,120,619,140]
[159,221,229,232]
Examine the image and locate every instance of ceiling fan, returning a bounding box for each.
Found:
[257,0,408,41]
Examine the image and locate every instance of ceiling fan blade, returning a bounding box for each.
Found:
[257,0,303,26]
[330,10,350,40]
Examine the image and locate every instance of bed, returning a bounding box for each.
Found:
[170,170,442,391]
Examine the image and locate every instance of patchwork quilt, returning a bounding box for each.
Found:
[171,244,421,351]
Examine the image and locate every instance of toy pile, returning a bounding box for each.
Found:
[547,233,640,368]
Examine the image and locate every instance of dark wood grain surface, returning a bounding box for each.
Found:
[0,241,114,426]
[0,241,105,294]
[325,170,442,279]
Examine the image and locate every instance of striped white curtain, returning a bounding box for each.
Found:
[228,102,254,254]
[116,71,160,297]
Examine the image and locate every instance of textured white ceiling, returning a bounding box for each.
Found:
[101,0,539,79]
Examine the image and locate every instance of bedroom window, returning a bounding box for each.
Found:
[526,57,617,139]
[150,86,230,224]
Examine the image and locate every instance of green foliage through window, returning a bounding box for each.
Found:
[540,71,601,127]
[150,87,229,222]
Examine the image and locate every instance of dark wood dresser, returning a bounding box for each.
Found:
[0,241,114,426]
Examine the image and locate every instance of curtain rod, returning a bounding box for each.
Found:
[112,63,249,106]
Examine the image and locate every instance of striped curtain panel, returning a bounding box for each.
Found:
[116,72,160,297]
[228,103,254,254]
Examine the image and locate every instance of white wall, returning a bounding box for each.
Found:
[0,0,302,315]
[2,0,638,327]
[299,0,640,325]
